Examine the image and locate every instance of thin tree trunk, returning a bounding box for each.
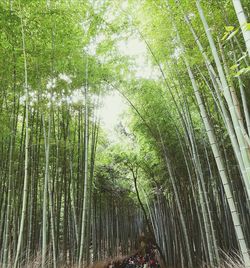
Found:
[196,0,250,201]
[78,57,89,267]
[157,127,193,268]
[42,112,51,268]
[13,9,29,268]
[232,0,250,57]
[186,59,250,267]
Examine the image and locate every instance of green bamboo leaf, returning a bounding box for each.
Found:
[237,53,247,62]
[225,25,234,31]
[226,28,239,41]
[234,69,244,77]
[221,32,229,41]
[244,23,250,31]
[234,67,250,77]
[230,64,239,70]
[245,66,250,72]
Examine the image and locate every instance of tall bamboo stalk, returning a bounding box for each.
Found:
[42,111,51,268]
[13,6,29,267]
[186,58,250,267]
[232,0,250,57]
[78,57,89,267]
[157,127,193,268]
[196,0,250,201]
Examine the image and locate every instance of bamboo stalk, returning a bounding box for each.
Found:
[232,0,250,57]
[186,58,250,267]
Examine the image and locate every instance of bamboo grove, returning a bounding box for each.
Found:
[0,0,250,268]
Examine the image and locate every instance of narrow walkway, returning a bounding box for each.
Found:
[107,245,160,268]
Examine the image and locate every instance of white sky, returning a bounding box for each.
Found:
[99,36,160,140]
[99,91,126,136]
[117,37,160,79]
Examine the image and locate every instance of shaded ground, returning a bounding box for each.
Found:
[90,244,161,268]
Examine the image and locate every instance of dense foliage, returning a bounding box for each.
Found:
[0,0,250,268]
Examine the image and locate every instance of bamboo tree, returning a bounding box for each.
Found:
[230,39,250,135]
[78,57,89,267]
[183,103,219,266]
[181,8,245,174]
[232,0,250,57]
[157,127,193,268]
[185,57,250,267]
[2,63,18,266]
[69,126,79,260]
[196,0,250,200]
[13,5,29,267]
[48,165,57,268]
[42,111,51,268]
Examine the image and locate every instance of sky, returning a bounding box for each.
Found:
[117,37,160,79]
[99,91,126,135]
[99,36,159,140]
